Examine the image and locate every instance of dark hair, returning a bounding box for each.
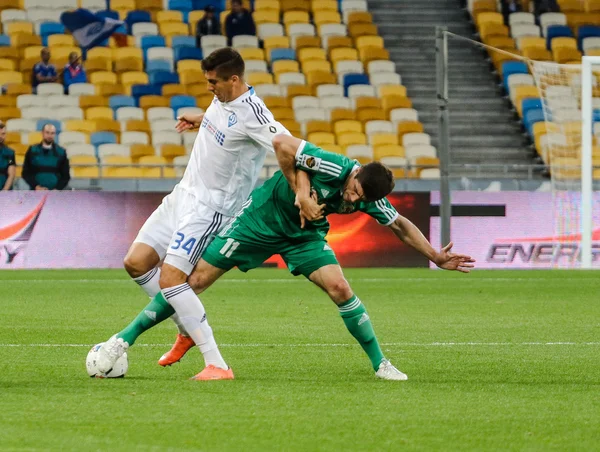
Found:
[0,121,5,130]
[201,47,245,80]
[356,162,395,202]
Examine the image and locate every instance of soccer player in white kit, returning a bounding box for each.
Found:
[96,48,289,380]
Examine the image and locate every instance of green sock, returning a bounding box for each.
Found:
[117,292,175,346]
[339,295,385,371]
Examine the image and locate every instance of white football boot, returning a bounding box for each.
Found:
[97,335,129,374]
[375,360,408,381]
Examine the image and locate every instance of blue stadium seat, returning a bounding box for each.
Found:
[131,84,162,101]
[343,73,370,95]
[147,59,172,73]
[169,0,193,12]
[521,98,542,118]
[126,10,152,33]
[502,61,528,90]
[39,22,65,38]
[546,25,574,49]
[524,109,545,136]
[91,132,117,147]
[96,10,119,21]
[193,0,225,12]
[578,25,600,50]
[149,71,180,86]
[270,48,296,63]
[170,95,196,110]
[109,95,136,110]
[593,110,600,122]
[171,36,196,49]
[36,119,62,133]
[141,36,166,55]
[0,34,9,46]
[174,47,203,62]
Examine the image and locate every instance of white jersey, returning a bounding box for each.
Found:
[178,87,289,217]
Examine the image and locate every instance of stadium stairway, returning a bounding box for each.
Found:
[369,0,536,176]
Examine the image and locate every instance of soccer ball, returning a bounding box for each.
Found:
[86,343,129,378]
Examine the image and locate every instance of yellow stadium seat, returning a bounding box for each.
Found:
[281,0,310,12]
[295,35,322,50]
[525,48,553,61]
[485,35,516,50]
[136,0,163,11]
[312,0,337,11]
[554,47,582,63]
[0,58,14,71]
[3,129,19,142]
[156,10,183,23]
[286,85,313,99]
[0,0,20,9]
[337,132,367,149]
[330,108,356,123]
[298,47,327,62]
[180,71,205,86]
[113,47,143,61]
[330,48,359,65]
[305,120,332,134]
[476,11,503,28]
[253,10,279,24]
[220,10,230,32]
[520,36,546,51]
[272,60,300,75]
[96,119,119,135]
[130,143,155,160]
[139,156,175,178]
[283,11,309,26]
[88,47,113,60]
[560,0,585,12]
[177,60,203,73]
[0,47,19,61]
[49,46,80,62]
[26,131,41,144]
[359,47,390,65]
[270,107,295,121]
[322,144,344,155]
[247,72,274,85]
[550,37,577,51]
[356,35,384,51]
[514,86,540,116]
[238,48,265,61]
[86,107,114,121]
[114,58,144,73]
[480,24,510,41]
[356,98,382,112]
[379,85,408,98]
[307,132,336,145]
[373,144,405,160]
[90,71,118,85]
[159,22,189,36]
[12,144,28,156]
[265,36,291,59]
[6,21,33,36]
[162,84,187,96]
[79,95,107,109]
[415,157,440,177]
[587,0,600,12]
[86,57,113,74]
[195,93,214,109]
[0,71,22,85]
[334,120,363,135]
[397,121,424,140]
[348,23,378,38]
[327,36,355,53]
[47,35,75,48]
[23,46,44,60]
[125,120,151,134]
[187,10,206,26]
[314,11,341,26]
[302,60,332,74]
[111,0,135,10]
[370,133,398,147]
[263,96,290,109]
[306,71,336,87]
[65,120,96,134]
[0,97,16,108]
[97,84,125,96]
[254,0,280,11]
[280,119,301,136]
[11,34,40,49]
[121,71,149,87]
[5,83,31,95]
[357,108,386,122]
[347,11,373,24]
[102,156,143,178]
[71,155,99,178]
[139,95,169,109]
[160,144,186,161]
[226,0,251,8]
[19,57,37,74]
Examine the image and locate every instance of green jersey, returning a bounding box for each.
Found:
[225,141,399,242]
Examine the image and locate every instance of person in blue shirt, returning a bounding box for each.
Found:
[32,48,57,91]
[62,52,87,93]
[0,121,16,191]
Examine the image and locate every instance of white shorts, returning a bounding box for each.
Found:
[134,185,231,275]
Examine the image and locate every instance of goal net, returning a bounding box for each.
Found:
[530,58,599,268]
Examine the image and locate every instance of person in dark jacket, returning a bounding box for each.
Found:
[225,0,256,46]
[22,124,70,191]
[0,121,16,191]
[196,5,221,47]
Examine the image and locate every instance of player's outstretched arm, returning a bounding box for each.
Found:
[175,113,205,133]
[389,215,475,273]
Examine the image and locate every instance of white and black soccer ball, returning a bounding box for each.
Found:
[86,343,129,378]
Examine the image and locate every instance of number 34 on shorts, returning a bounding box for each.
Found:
[170,232,197,255]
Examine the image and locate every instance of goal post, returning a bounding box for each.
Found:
[581,56,595,269]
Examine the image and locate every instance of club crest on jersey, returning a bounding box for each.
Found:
[228,113,237,127]
[300,154,321,170]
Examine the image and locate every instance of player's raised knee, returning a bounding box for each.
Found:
[326,278,354,304]
[123,253,147,278]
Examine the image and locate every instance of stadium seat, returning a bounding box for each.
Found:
[91,131,118,147]
[345,144,373,164]
[402,132,431,148]
[174,47,203,62]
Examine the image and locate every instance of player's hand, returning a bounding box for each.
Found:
[434,242,476,273]
[175,113,204,133]
[295,190,325,229]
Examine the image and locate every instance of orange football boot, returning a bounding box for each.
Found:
[190,365,235,381]
[158,334,195,366]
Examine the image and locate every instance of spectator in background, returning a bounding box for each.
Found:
[0,121,16,191]
[62,52,87,93]
[502,0,522,22]
[534,0,560,15]
[32,48,57,92]
[22,124,70,191]
[225,0,256,46]
[196,5,221,47]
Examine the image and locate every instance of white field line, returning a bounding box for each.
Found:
[0,342,599,348]
[0,277,594,284]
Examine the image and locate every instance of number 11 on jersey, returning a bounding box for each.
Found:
[219,238,240,258]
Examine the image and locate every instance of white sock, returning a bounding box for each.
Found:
[163,282,228,370]
[132,267,188,336]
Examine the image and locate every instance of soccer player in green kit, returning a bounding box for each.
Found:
[96,134,475,380]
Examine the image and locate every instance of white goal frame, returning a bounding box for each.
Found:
[580,56,596,269]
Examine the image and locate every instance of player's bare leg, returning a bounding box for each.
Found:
[309,264,407,381]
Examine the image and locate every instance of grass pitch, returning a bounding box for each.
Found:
[0,268,599,451]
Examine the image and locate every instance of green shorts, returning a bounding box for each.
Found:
[203,235,339,278]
